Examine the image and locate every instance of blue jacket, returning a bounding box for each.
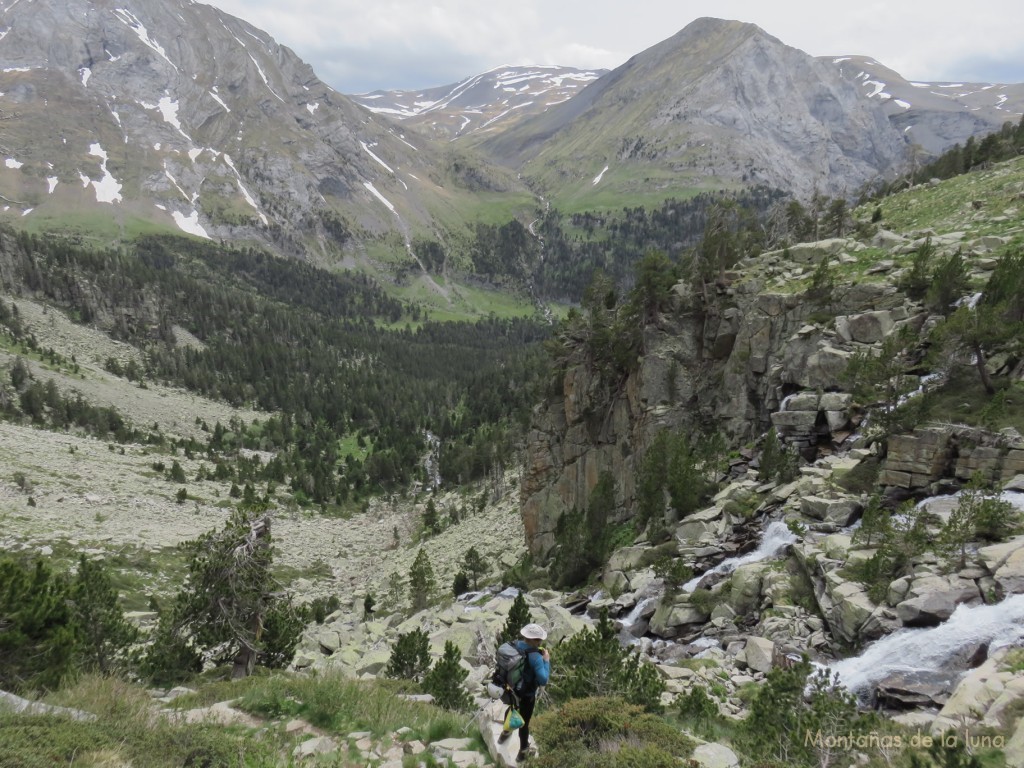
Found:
[514,640,550,696]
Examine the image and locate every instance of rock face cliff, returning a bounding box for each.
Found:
[521,211,1023,558]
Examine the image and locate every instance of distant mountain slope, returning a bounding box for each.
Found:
[829,55,1024,155]
[475,18,912,204]
[350,65,606,141]
[0,0,529,261]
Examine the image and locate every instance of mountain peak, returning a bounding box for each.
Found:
[0,0,520,254]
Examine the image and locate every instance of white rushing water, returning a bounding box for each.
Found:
[683,521,798,592]
[830,594,1024,694]
[619,596,658,629]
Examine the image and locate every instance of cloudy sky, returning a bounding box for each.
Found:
[207,0,1024,94]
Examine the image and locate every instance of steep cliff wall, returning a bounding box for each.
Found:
[520,235,933,557]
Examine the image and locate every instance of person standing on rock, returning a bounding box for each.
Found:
[498,623,550,762]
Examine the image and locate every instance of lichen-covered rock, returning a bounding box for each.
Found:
[729,563,766,616]
[692,742,740,768]
[744,636,775,674]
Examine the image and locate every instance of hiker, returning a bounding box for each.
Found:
[498,623,550,762]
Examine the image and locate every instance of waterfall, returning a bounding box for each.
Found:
[619,596,657,630]
[830,594,1024,694]
[683,521,798,592]
[423,430,442,488]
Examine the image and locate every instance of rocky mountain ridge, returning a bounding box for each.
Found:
[3,3,1022,273]
[477,18,912,202]
[0,0,523,262]
[830,54,1024,156]
[350,65,606,142]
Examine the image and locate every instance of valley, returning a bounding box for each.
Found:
[2,2,1024,767]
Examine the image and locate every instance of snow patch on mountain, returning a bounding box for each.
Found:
[350,65,606,141]
[247,53,284,102]
[139,95,192,141]
[208,89,230,113]
[360,141,394,174]
[86,143,122,204]
[172,209,209,238]
[113,8,177,72]
[223,153,268,225]
[363,181,395,213]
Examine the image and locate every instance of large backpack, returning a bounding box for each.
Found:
[492,641,535,697]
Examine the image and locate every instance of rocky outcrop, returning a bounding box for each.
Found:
[522,240,918,557]
[880,426,1024,491]
[978,535,1024,597]
[894,575,982,627]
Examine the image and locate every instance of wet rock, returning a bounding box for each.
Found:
[800,496,862,527]
[895,577,981,627]
[875,670,953,709]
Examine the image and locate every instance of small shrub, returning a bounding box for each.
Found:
[12,471,31,492]
[305,595,341,624]
[548,609,665,711]
[653,556,693,596]
[677,685,720,736]
[758,427,799,484]
[532,696,694,768]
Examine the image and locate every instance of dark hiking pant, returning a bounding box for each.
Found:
[518,694,536,752]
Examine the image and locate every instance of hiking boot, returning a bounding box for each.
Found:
[516,750,529,763]
[497,730,512,745]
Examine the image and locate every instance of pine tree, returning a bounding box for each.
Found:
[70,555,139,675]
[169,460,186,483]
[940,475,1019,568]
[422,498,440,535]
[740,662,873,767]
[422,640,473,711]
[500,591,533,644]
[0,556,79,693]
[462,546,488,590]
[143,510,301,681]
[385,628,430,681]
[408,548,435,612]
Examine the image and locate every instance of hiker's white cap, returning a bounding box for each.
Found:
[520,623,547,640]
